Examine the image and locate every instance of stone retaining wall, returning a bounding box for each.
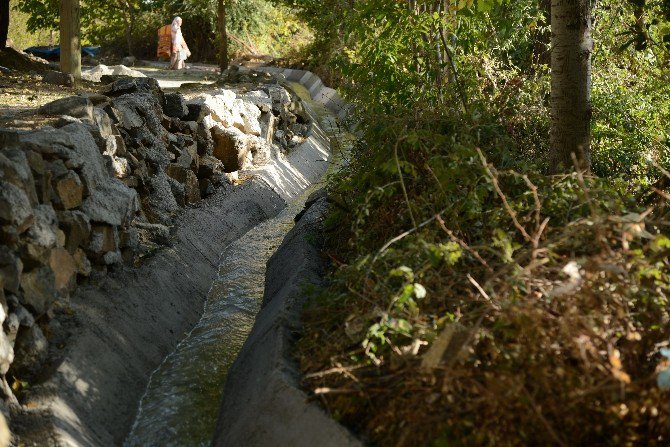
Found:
[1,71,332,445]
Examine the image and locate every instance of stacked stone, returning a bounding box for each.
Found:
[0,97,141,391]
[191,83,310,174]
[0,77,249,396]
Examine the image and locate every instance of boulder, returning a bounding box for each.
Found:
[26,204,59,249]
[38,96,94,121]
[108,98,144,129]
[26,152,52,205]
[166,164,200,205]
[93,107,116,139]
[11,325,48,377]
[82,180,139,227]
[233,99,262,136]
[142,172,179,225]
[82,64,147,83]
[167,176,186,207]
[102,77,161,102]
[42,71,74,87]
[163,93,188,118]
[121,56,136,66]
[196,122,214,156]
[249,138,272,166]
[49,248,77,290]
[103,251,123,266]
[119,226,139,252]
[195,90,248,130]
[199,178,215,197]
[54,171,84,210]
[58,210,91,254]
[134,222,171,246]
[198,155,223,179]
[89,224,119,255]
[20,267,57,315]
[259,112,276,144]
[240,90,272,113]
[73,249,92,276]
[266,85,292,111]
[211,126,250,172]
[0,181,34,236]
[105,156,131,179]
[184,103,211,122]
[78,92,109,106]
[0,247,22,294]
[0,150,38,206]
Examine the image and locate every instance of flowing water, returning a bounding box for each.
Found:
[124,188,317,447]
[124,81,353,447]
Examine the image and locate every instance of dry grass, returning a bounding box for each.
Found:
[298,145,670,446]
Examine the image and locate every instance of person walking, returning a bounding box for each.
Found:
[170,16,191,70]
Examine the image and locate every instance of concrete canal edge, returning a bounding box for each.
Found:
[211,69,364,447]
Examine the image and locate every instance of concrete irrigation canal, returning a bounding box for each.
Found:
[0,62,361,446]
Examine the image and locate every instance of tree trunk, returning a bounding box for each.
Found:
[60,0,82,81]
[0,0,9,49]
[122,1,135,56]
[550,0,592,173]
[218,0,229,72]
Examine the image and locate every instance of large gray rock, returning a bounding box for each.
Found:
[58,210,91,254]
[49,247,77,290]
[82,64,146,83]
[143,171,180,225]
[20,266,57,315]
[166,164,200,205]
[93,107,117,139]
[163,93,188,119]
[102,78,162,103]
[196,122,214,156]
[17,124,109,197]
[26,204,59,249]
[39,96,94,121]
[240,90,272,113]
[0,181,34,235]
[88,224,119,257]
[11,324,48,377]
[108,97,144,129]
[0,149,38,206]
[233,99,262,136]
[184,103,211,123]
[42,71,74,87]
[54,170,84,210]
[0,247,22,294]
[82,180,139,227]
[198,155,223,179]
[259,112,276,145]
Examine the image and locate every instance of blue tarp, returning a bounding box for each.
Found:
[24,46,101,60]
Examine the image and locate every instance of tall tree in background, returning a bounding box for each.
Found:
[60,0,82,80]
[550,0,593,172]
[0,0,9,48]
[217,0,228,71]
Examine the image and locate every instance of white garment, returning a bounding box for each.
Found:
[171,18,183,48]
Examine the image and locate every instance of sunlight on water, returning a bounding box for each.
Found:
[125,83,352,447]
[124,190,315,447]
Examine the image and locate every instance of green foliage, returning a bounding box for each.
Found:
[15,0,310,60]
[293,0,670,445]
